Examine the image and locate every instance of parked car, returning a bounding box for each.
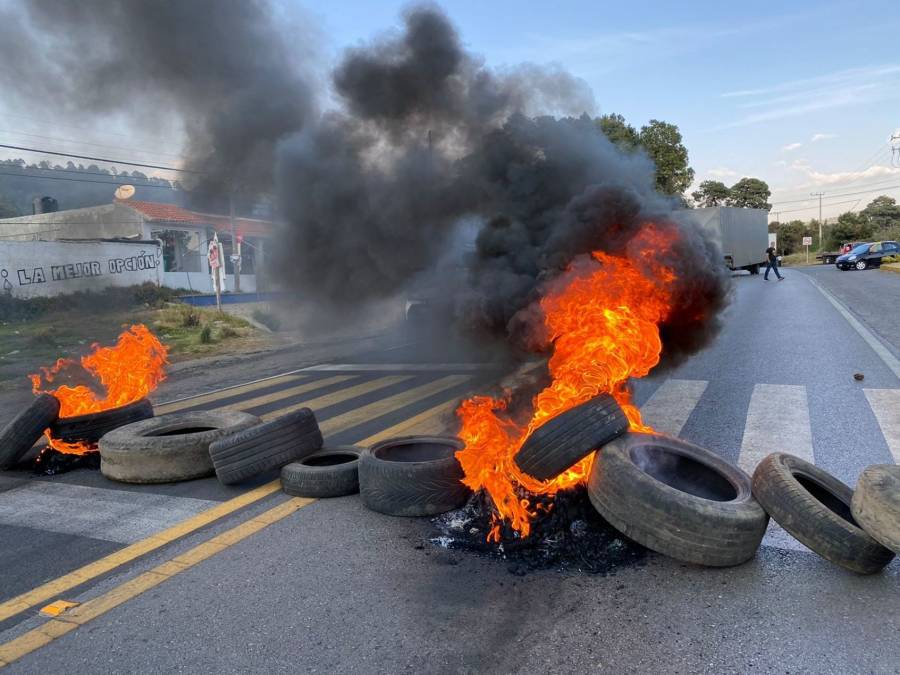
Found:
[835,241,900,270]
[817,241,865,264]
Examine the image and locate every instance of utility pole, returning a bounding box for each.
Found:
[810,192,825,248]
[229,183,241,293]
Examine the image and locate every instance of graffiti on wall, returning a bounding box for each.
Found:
[1,249,160,294]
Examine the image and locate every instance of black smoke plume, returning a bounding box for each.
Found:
[0,2,729,365]
[277,6,729,365]
[0,0,315,207]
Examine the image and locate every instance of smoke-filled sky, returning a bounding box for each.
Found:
[0,0,730,366]
[1,0,899,219]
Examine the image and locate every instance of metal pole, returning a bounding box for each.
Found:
[230,187,241,293]
[810,192,825,248]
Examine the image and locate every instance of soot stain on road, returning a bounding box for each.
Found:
[430,487,648,576]
[32,448,99,475]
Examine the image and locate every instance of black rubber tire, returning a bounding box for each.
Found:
[588,432,768,567]
[855,260,867,270]
[209,408,323,485]
[50,398,154,445]
[281,446,363,498]
[0,394,60,469]
[99,410,260,484]
[514,394,629,481]
[851,465,900,554]
[359,436,470,517]
[752,453,895,574]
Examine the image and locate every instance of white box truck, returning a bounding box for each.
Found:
[691,207,769,275]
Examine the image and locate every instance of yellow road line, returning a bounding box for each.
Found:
[320,375,470,437]
[357,398,460,446]
[0,480,282,623]
[0,372,467,628]
[215,375,357,412]
[155,374,307,414]
[0,498,312,668]
[259,375,413,421]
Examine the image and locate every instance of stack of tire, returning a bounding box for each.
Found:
[0,394,154,470]
[276,432,473,518]
[516,395,898,573]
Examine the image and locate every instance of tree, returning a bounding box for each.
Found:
[691,180,730,207]
[860,195,900,230]
[638,120,695,196]
[726,177,771,210]
[827,211,874,249]
[596,113,640,152]
[0,193,18,218]
[771,219,811,255]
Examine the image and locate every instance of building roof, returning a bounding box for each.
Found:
[120,199,273,237]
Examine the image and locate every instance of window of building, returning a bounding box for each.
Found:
[221,234,256,275]
[151,229,202,273]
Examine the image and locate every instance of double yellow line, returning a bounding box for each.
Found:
[0,374,469,668]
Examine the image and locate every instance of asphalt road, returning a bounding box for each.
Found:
[0,268,898,673]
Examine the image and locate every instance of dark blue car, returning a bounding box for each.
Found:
[836,241,900,270]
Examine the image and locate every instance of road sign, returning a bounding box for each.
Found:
[802,236,813,246]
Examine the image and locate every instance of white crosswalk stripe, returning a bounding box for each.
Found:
[863,389,900,464]
[639,379,707,436]
[0,482,216,544]
[739,384,814,475]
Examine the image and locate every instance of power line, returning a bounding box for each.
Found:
[771,180,900,205]
[0,143,200,174]
[0,129,186,161]
[0,170,181,189]
[0,163,178,181]
[776,197,866,215]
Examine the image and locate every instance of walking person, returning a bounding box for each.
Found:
[764,245,783,281]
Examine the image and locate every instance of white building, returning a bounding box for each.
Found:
[0,199,274,294]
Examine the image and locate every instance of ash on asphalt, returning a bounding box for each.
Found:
[431,486,648,576]
[31,447,100,475]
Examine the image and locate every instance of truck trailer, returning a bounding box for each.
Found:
[691,207,769,275]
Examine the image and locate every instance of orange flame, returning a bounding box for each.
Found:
[30,324,168,455]
[455,225,678,539]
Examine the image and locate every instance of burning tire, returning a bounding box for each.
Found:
[209,409,323,485]
[0,394,60,469]
[852,465,900,553]
[281,446,363,498]
[99,410,260,484]
[51,398,154,445]
[752,453,895,574]
[588,432,768,567]
[359,436,470,517]
[514,393,629,481]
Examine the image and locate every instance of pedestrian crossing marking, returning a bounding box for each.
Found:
[639,379,708,436]
[258,375,415,420]
[155,373,308,414]
[358,399,460,446]
[216,375,357,412]
[299,363,492,372]
[863,389,900,463]
[0,482,217,544]
[739,384,814,474]
[319,375,471,437]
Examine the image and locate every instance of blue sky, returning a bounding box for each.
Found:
[307,0,900,220]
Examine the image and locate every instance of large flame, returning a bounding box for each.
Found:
[455,225,678,540]
[30,324,168,455]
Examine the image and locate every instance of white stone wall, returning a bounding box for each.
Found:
[0,239,162,298]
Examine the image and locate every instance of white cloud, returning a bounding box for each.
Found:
[811,133,836,143]
[782,142,802,151]
[707,167,738,179]
[715,64,900,129]
[773,160,788,167]
[790,161,900,186]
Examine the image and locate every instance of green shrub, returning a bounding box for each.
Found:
[180,306,202,327]
[199,325,213,343]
